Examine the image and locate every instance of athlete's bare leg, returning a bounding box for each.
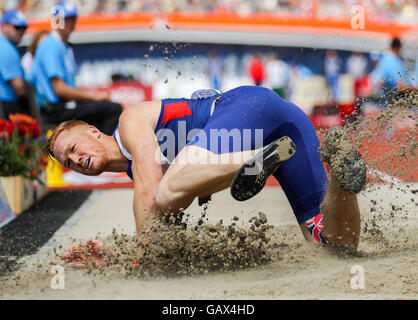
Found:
[155,136,296,213]
[154,146,258,213]
[321,175,361,249]
[156,128,363,250]
[299,127,365,250]
[298,174,361,250]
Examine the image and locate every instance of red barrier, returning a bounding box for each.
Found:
[310,104,343,130]
[83,81,153,108]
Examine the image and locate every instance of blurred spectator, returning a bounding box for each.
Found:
[353,52,379,100]
[362,51,381,94]
[248,52,265,86]
[206,49,224,91]
[346,52,367,81]
[265,53,290,99]
[29,1,123,135]
[21,29,49,75]
[296,63,314,78]
[5,0,416,24]
[370,38,407,106]
[0,10,29,119]
[369,51,381,71]
[324,50,342,102]
[346,52,368,100]
[412,61,418,88]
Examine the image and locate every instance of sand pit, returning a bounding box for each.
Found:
[1,93,417,300]
[0,182,416,300]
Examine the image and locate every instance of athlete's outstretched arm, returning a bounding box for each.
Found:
[118,103,164,237]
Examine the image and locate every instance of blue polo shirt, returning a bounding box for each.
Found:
[0,33,24,102]
[411,60,418,87]
[372,51,407,90]
[29,31,77,106]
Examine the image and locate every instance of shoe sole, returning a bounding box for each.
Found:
[321,127,366,194]
[331,148,366,194]
[230,136,296,201]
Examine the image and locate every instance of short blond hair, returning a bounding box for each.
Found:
[45,120,88,160]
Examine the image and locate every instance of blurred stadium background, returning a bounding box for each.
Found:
[1,0,417,188]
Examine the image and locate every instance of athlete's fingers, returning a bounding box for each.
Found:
[71,263,88,269]
[62,255,84,263]
[61,253,71,260]
[69,252,85,260]
[83,239,102,252]
[61,253,82,260]
[68,245,82,253]
[71,259,102,269]
[91,239,103,252]
[62,255,73,262]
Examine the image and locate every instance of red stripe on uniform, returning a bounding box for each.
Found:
[161,101,191,125]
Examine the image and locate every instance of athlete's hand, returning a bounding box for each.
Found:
[61,239,106,269]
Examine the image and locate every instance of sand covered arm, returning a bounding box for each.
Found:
[118,106,164,237]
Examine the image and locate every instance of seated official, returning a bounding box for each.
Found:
[0,10,30,118]
[28,1,122,135]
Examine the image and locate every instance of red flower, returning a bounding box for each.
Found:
[18,145,25,156]
[1,113,46,179]
[41,154,49,165]
[18,122,29,136]
[29,122,41,138]
[9,113,34,125]
[0,119,6,132]
[5,121,16,136]
[31,168,38,177]
[8,113,41,137]
[36,158,46,170]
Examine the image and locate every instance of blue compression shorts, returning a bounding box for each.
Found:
[187,86,329,224]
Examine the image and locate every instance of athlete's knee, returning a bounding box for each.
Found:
[154,183,171,210]
[154,181,189,212]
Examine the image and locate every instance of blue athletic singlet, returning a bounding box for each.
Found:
[154,94,219,163]
[113,86,329,224]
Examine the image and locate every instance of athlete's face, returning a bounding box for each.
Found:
[53,126,108,176]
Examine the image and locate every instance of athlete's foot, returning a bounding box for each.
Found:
[318,126,366,194]
[230,136,296,201]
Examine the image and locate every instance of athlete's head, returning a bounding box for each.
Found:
[46,120,109,176]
